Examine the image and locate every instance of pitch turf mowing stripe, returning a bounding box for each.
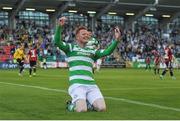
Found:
[0,81,180,112]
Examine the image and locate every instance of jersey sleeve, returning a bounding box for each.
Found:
[94,40,119,60]
[54,25,71,54]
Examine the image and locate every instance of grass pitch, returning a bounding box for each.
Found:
[0,68,180,119]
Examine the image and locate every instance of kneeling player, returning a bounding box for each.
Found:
[55,17,122,112]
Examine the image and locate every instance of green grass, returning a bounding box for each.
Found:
[0,68,180,119]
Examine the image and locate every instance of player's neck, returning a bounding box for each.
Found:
[76,41,86,48]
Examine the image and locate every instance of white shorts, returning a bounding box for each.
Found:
[68,84,104,105]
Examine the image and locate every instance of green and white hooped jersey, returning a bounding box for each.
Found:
[55,25,119,85]
[67,44,96,85]
[86,37,99,49]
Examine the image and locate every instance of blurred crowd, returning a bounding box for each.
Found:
[0,21,56,62]
[0,20,180,63]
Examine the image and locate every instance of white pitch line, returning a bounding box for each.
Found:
[102,87,180,91]
[105,97,180,112]
[0,81,180,112]
[0,81,67,93]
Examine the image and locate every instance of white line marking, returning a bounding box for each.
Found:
[105,97,180,112]
[102,87,180,91]
[0,81,180,112]
[0,81,67,93]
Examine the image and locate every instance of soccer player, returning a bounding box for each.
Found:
[145,53,151,70]
[152,50,161,75]
[86,31,100,50]
[96,57,102,72]
[28,44,38,77]
[86,31,102,72]
[42,47,48,69]
[55,17,121,112]
[13,44,26,76]
[160,45,176,79]
[174,56,180,69]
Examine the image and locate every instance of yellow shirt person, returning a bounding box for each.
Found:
[13,46,26,61]
[13,45,26,76]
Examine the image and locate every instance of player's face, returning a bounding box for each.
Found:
[169,45,173,49]
[20,45,24,50]
[77,29,89,43]
[29,46,32,49]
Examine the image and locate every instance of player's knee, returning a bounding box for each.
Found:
[75,107,87,112]
[75,100,87,112]
[96,105,106,112]
[93,102,106,112]
[93,98,106,112]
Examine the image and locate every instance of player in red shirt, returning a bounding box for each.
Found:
[160,45,176,79]
[145,53,151,70]
[28,44,38,77]
[152,50,161,75]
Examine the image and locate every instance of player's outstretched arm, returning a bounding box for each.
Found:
[95,27,122,59]
[54,17,70,53]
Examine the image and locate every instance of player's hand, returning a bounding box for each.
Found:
[59,16,67,26]
[114,27,122,41]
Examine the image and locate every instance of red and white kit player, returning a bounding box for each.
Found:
[160,45,176,79]
[152,50,161,75]
[28,44,38,77]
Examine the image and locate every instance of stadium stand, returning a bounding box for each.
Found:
[0,0,179,68]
